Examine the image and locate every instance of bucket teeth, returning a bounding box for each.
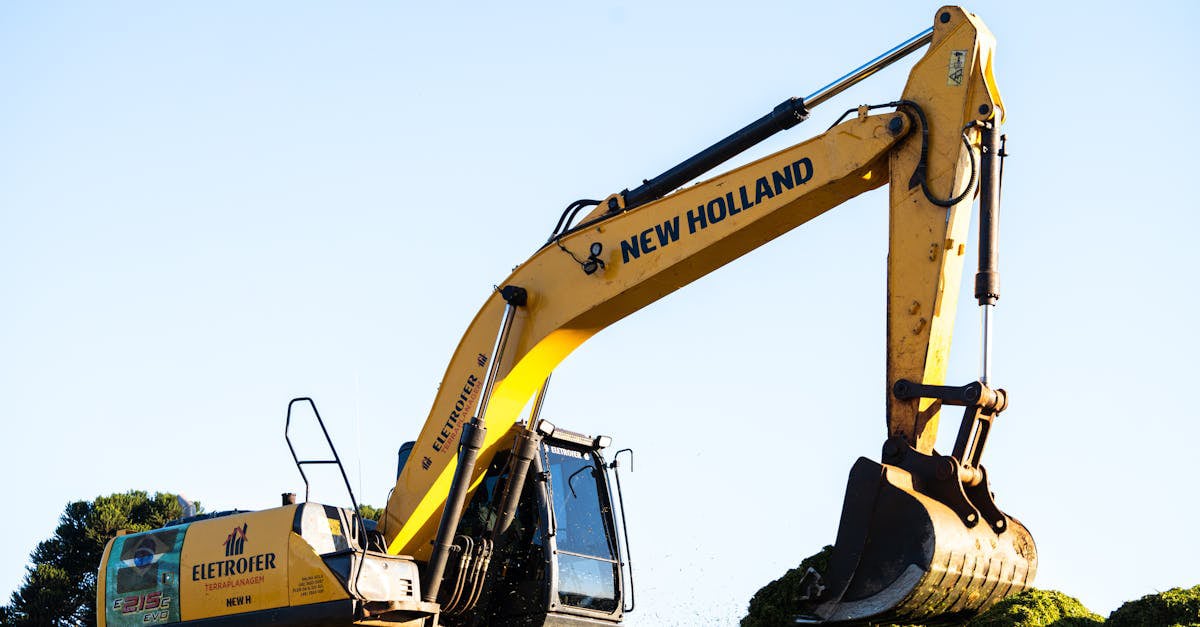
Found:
[798,454,1037,624]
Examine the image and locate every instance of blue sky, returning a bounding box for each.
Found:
[2,1,1198,623]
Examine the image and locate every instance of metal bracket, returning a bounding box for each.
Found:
[499,284,528,306]
[890,380,1011,533]
[892,379,1006,413]
[893,378,1006,484]
[881,436,982,528]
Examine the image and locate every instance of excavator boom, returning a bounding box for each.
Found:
[382,110,904,559]
[382,6,1033,624]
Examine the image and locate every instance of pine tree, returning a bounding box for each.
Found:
[1,491,193,626]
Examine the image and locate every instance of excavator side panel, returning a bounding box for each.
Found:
[97,504,435,626]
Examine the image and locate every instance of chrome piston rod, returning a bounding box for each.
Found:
[804,27,934,109]
[981,304,994,385]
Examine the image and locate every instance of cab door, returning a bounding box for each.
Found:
[541,442,623,620]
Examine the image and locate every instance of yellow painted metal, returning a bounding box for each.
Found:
[383,4,1006,565]
[97,537,115,627]
[287,532,352,606]
[383,112,908,558]
[179,506,295,621]
[885,6,1002,452]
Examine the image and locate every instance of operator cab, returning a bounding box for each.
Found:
[417,422,633,627]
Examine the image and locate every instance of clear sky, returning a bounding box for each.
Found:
[2,1,1198,624]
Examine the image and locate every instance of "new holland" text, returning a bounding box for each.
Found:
[620,158,813,264]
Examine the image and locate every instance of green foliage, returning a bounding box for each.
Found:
[741,545,833,627]
[1,491,195,627]
[357,503,384,522]
[966,589,1103,627]
[1106,584,1200,627]
[740,548,1111,627]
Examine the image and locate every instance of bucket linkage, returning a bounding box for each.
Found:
[795,380,1037,625]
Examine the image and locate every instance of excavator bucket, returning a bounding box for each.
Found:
[797,447,1036,624]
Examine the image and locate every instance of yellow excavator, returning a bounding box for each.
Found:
[98,6,1034,626]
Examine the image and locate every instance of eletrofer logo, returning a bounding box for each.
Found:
[223,524,248,556]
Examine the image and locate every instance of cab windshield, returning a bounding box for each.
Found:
[543,444,619,612]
